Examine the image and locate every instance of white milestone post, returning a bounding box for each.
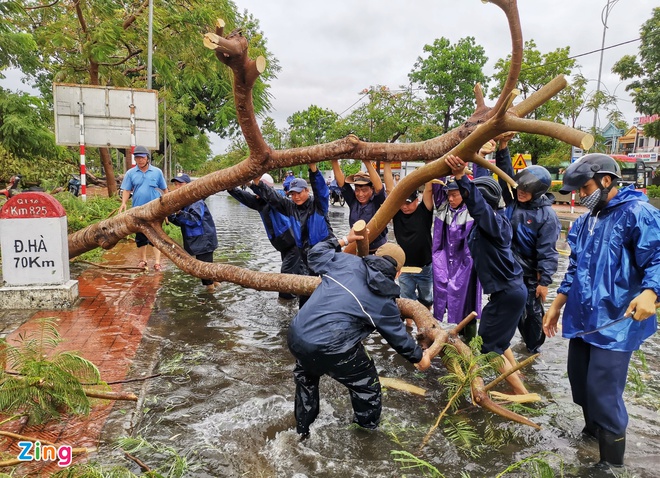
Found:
[78,94,87,201]
[0,192,78,308]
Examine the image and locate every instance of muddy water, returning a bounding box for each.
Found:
[114,192,660,478]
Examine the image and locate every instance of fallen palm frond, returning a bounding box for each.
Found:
[380,377,427,396]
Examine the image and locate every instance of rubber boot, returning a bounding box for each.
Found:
[581,410,598,440]
[596,429,625,468]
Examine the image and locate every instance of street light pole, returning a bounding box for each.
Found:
[592,0,620,132]
[147,0,153,90]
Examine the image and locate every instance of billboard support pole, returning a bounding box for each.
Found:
[129,94,136,166]
[77,96,87,202]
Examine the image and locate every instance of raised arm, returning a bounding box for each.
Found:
[422,180,434,211]
[332,160,345,187]
[363,160,383,194]
[383,162,395,195]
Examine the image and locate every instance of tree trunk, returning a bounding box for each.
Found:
[100,147,118,197]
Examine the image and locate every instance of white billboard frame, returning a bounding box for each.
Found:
[53,83,159,149]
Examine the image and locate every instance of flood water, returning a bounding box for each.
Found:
[106,192,660,478]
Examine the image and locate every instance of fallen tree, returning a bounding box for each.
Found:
[65,0,593,428]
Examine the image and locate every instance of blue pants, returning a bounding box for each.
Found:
[479,281,526,355]
[517,279,546,353]
[567,338,632,435]
[292,344,381,435]
[398,263,433,308]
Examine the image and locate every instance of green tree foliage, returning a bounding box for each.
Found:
[491,40,577,163]
[331,85,426,144]
[8,1,278,160]
[409,37,488,133]
[287,105,339,147]
[612,7,660,139]
[0,318,103,424]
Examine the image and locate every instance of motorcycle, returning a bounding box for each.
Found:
[0,174,22,199]
[329,185,345,206]
[67,174,81,196]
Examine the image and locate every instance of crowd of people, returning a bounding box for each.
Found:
[121,145,659,469]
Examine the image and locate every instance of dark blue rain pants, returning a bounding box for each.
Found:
[292,344,381,435]
[479,281,526,355]
[517,279,546,353]
[567,338,632,436]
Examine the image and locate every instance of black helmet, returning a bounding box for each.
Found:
[560,153,621,194]
[473,176,503,209]
[444,180,460,191]
[514,165,552,199]
[133,145,151,159]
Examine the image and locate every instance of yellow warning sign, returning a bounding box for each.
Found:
[512,153,531,170]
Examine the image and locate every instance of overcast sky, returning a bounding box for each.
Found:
[1,0,655,155]
[208,0,653,153]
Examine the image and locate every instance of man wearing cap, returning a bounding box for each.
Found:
[287,232,431,439]
[229,173,302,299]
[119,145,168,271]
[168,174,220,292]
[331,159,388,252]
[251,163,333,306]
[543,153,660,468]
[386,173,434,312]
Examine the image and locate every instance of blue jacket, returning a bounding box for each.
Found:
[456,175,523,294]
[558,186,660,351]
[228,188,297,252]
[251,169,333,260]
[496,148,561,285]
[168,199,218,256]
[287,238,423,362]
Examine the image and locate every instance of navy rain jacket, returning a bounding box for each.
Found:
[251,169,333,260]
[228,188,297,252]
[496,148,560,285]
[168,199,218,256]
[456,175,523,294]
[287,239,423,363]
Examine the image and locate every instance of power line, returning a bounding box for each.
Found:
[521,38,640,72]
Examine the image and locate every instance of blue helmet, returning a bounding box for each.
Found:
[560,153,621,194]
[444,180,460,191]
[514,165,552,199]
[473,176,503,209]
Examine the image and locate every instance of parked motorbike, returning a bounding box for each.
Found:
[0,174,22,199]
[67,174,81,196]
[329,185,345,206]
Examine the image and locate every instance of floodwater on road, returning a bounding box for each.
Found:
[107,192,660,478]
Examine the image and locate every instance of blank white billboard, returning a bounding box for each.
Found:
[53,83,159,149]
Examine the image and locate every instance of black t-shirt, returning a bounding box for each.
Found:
[393,202,433,267]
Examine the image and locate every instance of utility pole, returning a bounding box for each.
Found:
[147,0,154,90]
[592,0,620,132]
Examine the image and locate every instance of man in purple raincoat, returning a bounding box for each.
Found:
[432,179,482,340]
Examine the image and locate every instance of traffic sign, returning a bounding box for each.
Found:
[511,153,529,170]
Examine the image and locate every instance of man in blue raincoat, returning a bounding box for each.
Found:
[168,174,219,292]
[251,163,333,306]
[543,153,660,469]
[229,173,302,300]
[287,235,430,439]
